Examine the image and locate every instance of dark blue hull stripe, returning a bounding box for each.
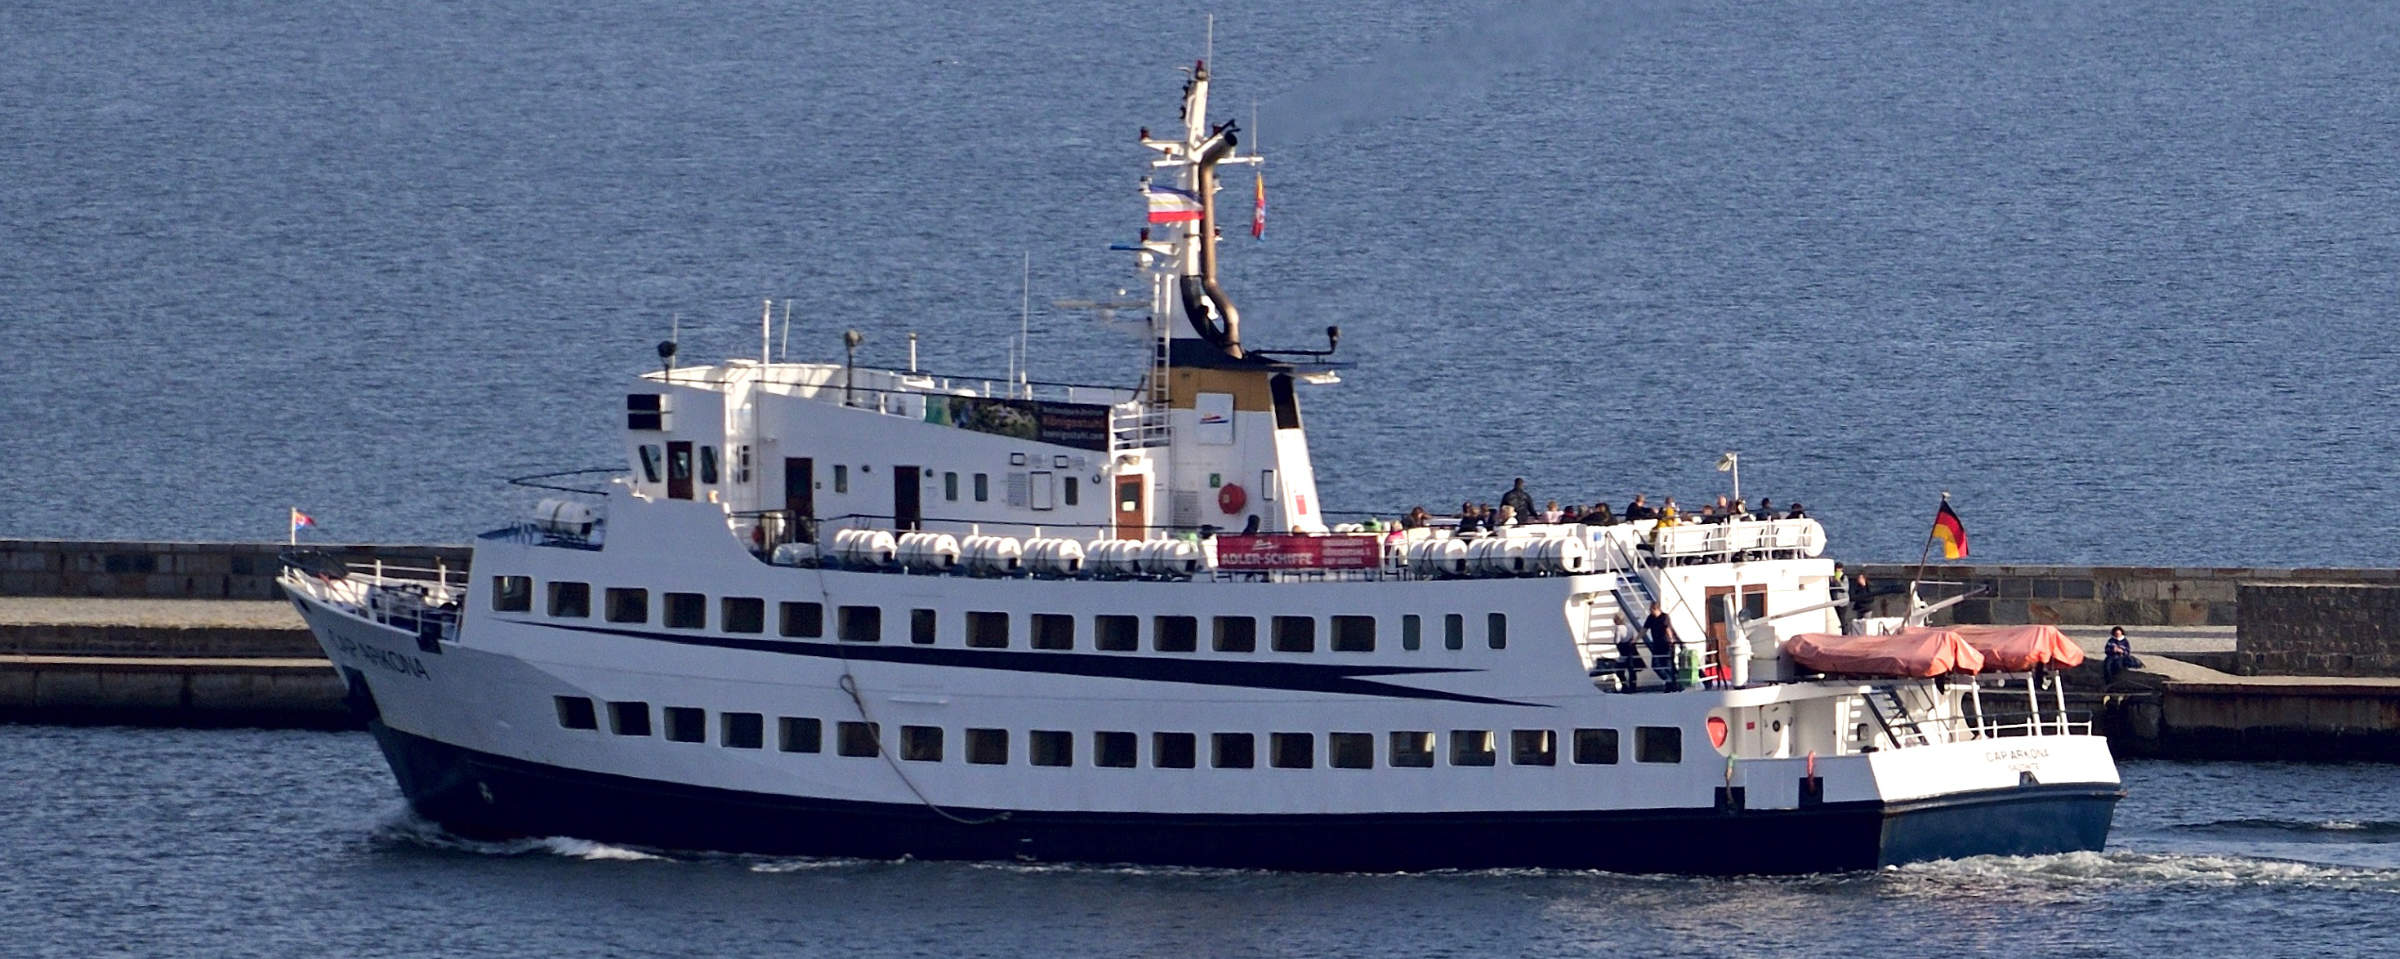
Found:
[517,620,1537,707]
[373,724,2119,874]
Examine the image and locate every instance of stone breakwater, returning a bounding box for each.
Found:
[0,539,469,600]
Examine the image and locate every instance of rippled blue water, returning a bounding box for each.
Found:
[3,725,2396,958]
[5,0,2398,567]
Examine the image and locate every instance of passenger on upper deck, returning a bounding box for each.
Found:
[1624,494,1654,521]
[1402,506,1432,530]
[1754,498,1775,520]
[1454,502,1486,534]
[1582,502,1616,525]
[1541,500,1563,524]
[1559,503,1583,524]
[1501,479,1536,523]
[1495,504,1519,527]
[1786,502,1808,519]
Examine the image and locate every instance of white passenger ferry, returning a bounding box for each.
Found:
[282,62,2117,873]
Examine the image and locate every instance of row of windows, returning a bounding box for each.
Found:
[495,579,1509,651]
[555,697,1682,766]
[820,466,1081,508]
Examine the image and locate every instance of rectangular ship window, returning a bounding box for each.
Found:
[966,728,1008,765]
[490,576,531,612]
[1444,613,1464,650]
[1153,732,1197,768]
[944,471,959,501]
[664,706,705,743]
[966,611,1009,648]
[901,726,943,761]
[1095,615,1138,651]
[1574,728,1621,765]
[838,605,882,643]
[1330,615,1375,652]
[554,696,597,730]
[1488,612,1509,649]
[626,392,664,431]
[604,588,648,624]
[1511,729,1556,766]
[721,597,765,634]
[1094,731,1138,768]
[778,717,822,753]
[1030,613,1073,650]
[780,601,823,638]
[1213,616,1256,653]
[1270,616,1315,653]
[1636,726,1682,764]
[1450,730,1496,767]
[836,721,880,757]
[1212,732,1256,769]
[700,446,719,485]
[1063,476,1080,506]
[1401,614,1421,651]
[608,701,651,737]
[637,444,662,483]
[1153,615,1198,652]
[1270,732,1315,769]
[1030,730,1074,767]
[911,608,937,645]
[833,464,848,493]
[547,582,590,618]
[721,712,764,749]
[1328,732,1374,769]
[663,592,705,629]
[973,472,989,502]
[1390,731,1435,767]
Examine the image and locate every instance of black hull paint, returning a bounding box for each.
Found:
[371,724,2117,874]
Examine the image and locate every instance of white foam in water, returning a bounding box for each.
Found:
[1898,850,2400,893]
[370,809,668,862]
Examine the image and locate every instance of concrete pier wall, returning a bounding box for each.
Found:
[0,656,352,729]
[2236,583,2400,677]
[1858,562,2400,627]
[0,539,469,600]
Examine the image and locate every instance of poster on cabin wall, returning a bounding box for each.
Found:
[1195,392,1234,445]
[928,397,1110,451]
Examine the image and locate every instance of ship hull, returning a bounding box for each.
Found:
[373,722,2118,874]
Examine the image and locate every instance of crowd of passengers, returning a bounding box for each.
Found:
[1394,478,1808,534]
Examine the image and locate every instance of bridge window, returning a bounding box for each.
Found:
[1270,733,1315,769]
[604,588,648,624]
[663,592,705,629]
[1095,731,1138,768]
[833,464,848,494]
[1488,612,1509,649]
[1212,732,1256,768]
[1095,615,1138,651]
[1153,732,1197,768]
[626,393,664,431]
[1450,730,1495,767]
[836,721,880,757]
[721,597,764,634]
[1213,616,1256,653]
[974,473,989,502]
[1030,730,1074,767]
[553,696,597,730]
[664,706,705,743]
[966,728,1008,765]
[1064,476,1080,506]
[547,582,590,618]
[637,444,662,483]
[900,726,943,762]
[1329,732,1374,769]
[1331,615,1375,652]
[1271,616,1315,653]
[966,611,1009,648]
[778,717,821,753]
[780,601,823,638]
[1573,728,1620,765]
[1511,729,1555,766]
[1401,614,1422,651]
[1031,613,1074,649]
[1444,613,1464,650]
[490,576,531,612]
[838,605,881,643]
[608,701,651,736]
[1390,731,1435,767]
[944,471,960,501]
[700,445,719,485]
[722,712,764,749]
[1153,616,1198,652]
[910,608,937,645]
[1636,726,1682,764]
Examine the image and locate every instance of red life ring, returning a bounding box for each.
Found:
[1217,483,1247,514]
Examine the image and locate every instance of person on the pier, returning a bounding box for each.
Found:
[2103,626,2144,685]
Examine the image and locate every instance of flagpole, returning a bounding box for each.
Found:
[1908,491,1950,620]
[289,508,297,546]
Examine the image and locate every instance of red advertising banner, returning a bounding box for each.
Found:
[1215,534,1382,570]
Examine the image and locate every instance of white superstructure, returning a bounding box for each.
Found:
[281,61,2118,873]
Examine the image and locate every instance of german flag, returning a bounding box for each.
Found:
[1932,500,1968,559]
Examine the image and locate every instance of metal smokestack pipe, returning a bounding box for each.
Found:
[1195,128,1242,355]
